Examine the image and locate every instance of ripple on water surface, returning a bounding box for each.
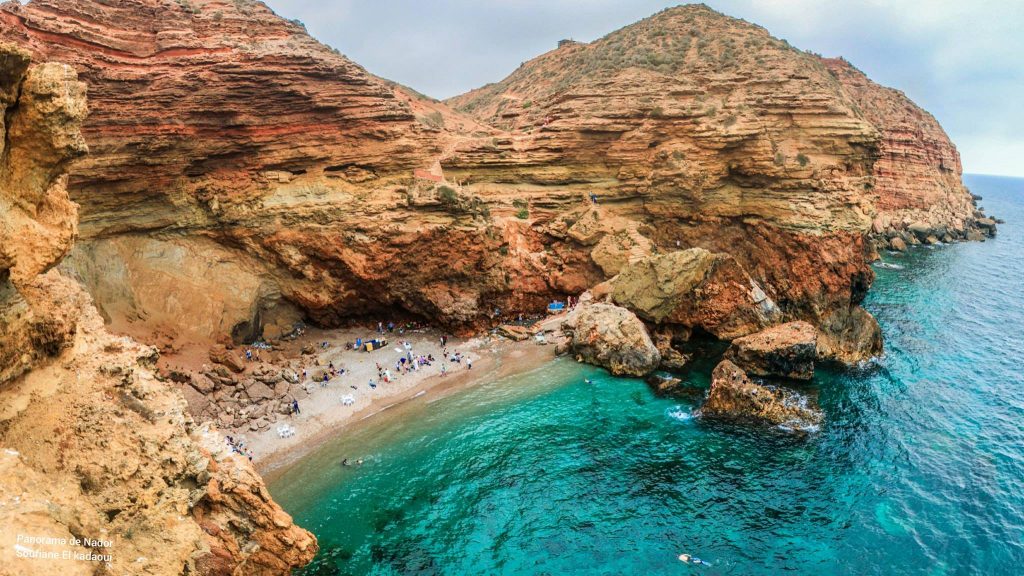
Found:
[270,175,1024,575]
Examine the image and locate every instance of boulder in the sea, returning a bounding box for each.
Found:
[561,303,660,377]
[725,321,819,380]
[610,248,781,340]
[966,229,986,242]
[645,372,689,395]
[698,360,823,430]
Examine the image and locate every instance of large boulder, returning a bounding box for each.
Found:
[561,303,660,377]
[698,360,823,430]
[610,248,781,340]
[209,345,246,373]
[725,321,819,380]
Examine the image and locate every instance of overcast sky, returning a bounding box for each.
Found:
[263,1,1023,178]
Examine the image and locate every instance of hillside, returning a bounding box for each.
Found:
[0,1,990,372]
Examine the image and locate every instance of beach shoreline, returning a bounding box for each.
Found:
[257,336,558,482]
[155,314,568,481]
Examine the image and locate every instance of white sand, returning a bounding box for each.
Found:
[240,318,565,475]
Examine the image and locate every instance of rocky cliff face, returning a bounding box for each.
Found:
[0,1,980,363]
[0,43,87,383]
[447,5,886,359]
[821,57,991,247]
[0,0,450,344]
[0,44,315,576]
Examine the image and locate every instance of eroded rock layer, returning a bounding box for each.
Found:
[0,2,982,364]
[821,57,993,247]
[0,44,316,576]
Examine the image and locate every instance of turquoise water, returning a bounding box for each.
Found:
[270,174,1024,575]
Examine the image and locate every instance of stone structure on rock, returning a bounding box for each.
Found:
[725,321,820,380]
[562,303,661,377]
[698,359,823,430]
[0,45,316,576]
[0,1,988,368]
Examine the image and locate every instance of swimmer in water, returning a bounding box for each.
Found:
[341,458,350,467]
[584,378,593,384]
[356,458,364,465]
[678,554,710,566]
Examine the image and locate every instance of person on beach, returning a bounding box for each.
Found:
[467,357,473,370]
[441,363,448,377]
[292,399,300,414]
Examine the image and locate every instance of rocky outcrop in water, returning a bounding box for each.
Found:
[725,321,819,380]
[562,303,660,377]
[698,359,822,430]
[0,45,315,576]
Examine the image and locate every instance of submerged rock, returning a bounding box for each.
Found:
[725,321,819,380]
[561,303,660,377]
[698,360,823,430]
[646,372,692,396]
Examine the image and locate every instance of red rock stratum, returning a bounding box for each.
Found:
[0,1,989,360]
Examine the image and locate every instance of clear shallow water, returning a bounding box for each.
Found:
[270,175,1024,575]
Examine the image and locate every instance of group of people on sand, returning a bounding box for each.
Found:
[225,435,255,461]
[377,319,428,336]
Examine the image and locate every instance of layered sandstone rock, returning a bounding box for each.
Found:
[0,45,315,575]
[562,303,660,377]
[0,280,317,576]
[725,321,819,380]
[0,1,979,368]
[698,359,822,430]
[0,43,87,382]
[0,1,877,357]
[822,57,993,247]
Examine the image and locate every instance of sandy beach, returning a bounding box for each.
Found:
[185,315,567,477]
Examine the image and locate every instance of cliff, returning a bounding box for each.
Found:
[0,44,316,576]
[0,2,993,572]
[821,57,989,247]
[0,2,984,359]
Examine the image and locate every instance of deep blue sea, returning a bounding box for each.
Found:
[269,174,1024,575]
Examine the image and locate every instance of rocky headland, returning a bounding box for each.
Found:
[0,43,315,576]
[0,1,998,574]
